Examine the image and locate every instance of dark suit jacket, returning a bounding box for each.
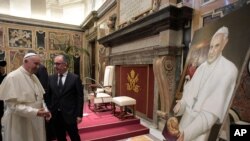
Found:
[46,72,83,124]
[35,64,48,93]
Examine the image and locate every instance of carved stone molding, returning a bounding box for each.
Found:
[111,35,160,54]
[98,5,192,47]
[97,0,117,18]
[153,56,176,117]
[80,11,98,31]
[85,27,97,41]
[110,46,181,65]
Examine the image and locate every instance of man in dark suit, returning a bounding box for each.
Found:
[46,54,83,141]
[0,60,7,141]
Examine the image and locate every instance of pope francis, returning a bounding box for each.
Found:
[0,53,51,141]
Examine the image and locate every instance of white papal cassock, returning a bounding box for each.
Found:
[176,55,238,141]
[0,66,46,141]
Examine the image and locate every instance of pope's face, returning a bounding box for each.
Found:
[207,34,226,64]
[28,56,41,74]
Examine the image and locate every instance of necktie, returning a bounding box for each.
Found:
[58,74,63,93]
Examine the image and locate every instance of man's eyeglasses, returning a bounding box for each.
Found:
[54,62,65,66]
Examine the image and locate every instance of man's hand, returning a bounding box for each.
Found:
[45,112,52,121]
[76,117,82,124]
[37,108,51,120]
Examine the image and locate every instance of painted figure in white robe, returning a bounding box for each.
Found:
[0,53,52,141]
[173,26,238,141]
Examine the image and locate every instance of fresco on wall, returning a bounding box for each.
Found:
[37,50,47,65]
[0,51,5,61]
[36,31,45,49]
[72,34,81,48]
[164,5,250,141]
[49,32,70,50]
[8,28,32,48]
[0,27,3,48]
[72,33,82,57]
[47,53,57,74]
[9,50,26,71]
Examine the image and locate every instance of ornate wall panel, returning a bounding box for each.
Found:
[72,34,82,48]
[36,30,45,49]
[0,22,84,76]
[49,32,70,50]
[8,28,32,48]
[9,50,26,71]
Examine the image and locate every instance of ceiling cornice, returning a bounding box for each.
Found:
[80,11,98,31]
[98,5,193,47]
[0,14,82,31]
[97,0,117,18]
[80,0,117,31]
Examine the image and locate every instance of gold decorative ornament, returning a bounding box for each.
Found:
[126,69,140,93]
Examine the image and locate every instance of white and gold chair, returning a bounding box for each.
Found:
[87,66,114,112]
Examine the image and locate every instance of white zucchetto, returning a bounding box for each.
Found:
[24,53,37,59]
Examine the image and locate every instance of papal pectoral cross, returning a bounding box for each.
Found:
[192,97,198,109]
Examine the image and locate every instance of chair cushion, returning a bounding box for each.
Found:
[94,97,113,103]
[94,93,112,104]
[96,88,104,93]
[93,93,112,104]
[96,93,111,98]
[112,96,136,106]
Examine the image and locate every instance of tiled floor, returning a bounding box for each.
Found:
[140,118,165,141]
[118,117,165,141]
